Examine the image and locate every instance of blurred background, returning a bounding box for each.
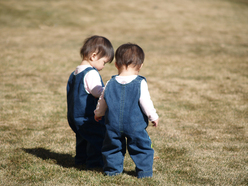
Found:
[0,0,247,185]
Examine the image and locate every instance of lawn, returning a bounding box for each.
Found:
[0,0,247,185]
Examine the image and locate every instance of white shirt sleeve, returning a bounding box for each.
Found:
[84,70,104,98]
[139,80,159,122]
[94,81,109,117]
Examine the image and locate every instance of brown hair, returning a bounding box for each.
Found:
[115,43,145,69]
[80,35,114,63]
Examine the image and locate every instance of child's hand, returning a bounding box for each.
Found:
[94,115,102,122]
[152,118,159,127]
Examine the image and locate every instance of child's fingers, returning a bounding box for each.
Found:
[152,121,158,127]
[94,116,102,122]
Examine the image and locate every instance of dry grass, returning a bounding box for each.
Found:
[0,0,247,185]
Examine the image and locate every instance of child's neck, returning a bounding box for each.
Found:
[80,60,92,66]
[118,67,139,76]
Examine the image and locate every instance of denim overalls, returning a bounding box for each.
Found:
[67,67,105,168]
[103,75,154,178]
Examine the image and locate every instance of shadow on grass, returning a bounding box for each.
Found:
[22,147,104,173]
[22,147,76,168]
[22,148,140,177]
[123,170,136,177]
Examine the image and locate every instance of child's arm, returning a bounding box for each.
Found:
[139,80,159,127]
[94,84,108,121]
[84,70,104,98]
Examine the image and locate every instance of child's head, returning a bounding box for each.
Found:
[115,43,145,70]
[80,35,114,64]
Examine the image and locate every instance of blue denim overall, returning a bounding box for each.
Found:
[67,67,105,168]
[103,75,154,178]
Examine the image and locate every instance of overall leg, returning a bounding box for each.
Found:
[127,129,154,178]
[68,119,87,165]
[82,122,106,168]
[102,127,126,176]
[75,132,87,165]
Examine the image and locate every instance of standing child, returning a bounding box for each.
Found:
[94,43,159,178]
[67,35,114,169]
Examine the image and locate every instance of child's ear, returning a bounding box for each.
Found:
[90,53,98,61]
[115,62,119,69]
[138,64,143,71]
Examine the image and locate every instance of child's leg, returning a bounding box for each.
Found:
[85,139,104,168]
[75,132,87,165]
[127,129,154,178]
[81,122,106,168]
[102,128,126,176]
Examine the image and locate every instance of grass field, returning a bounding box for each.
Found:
[0,0,247,185]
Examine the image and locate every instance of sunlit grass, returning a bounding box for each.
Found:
[0,0,247,185]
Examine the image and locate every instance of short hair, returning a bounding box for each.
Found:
[80,35,114,63]
[115,43,145,69]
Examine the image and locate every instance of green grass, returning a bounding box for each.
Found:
[1,0,248,185]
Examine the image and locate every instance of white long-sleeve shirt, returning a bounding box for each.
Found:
[94,75,159,122]
[74,65,103,98]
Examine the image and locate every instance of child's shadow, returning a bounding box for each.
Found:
[123,170,137,177]
[22,148,136,177]
[22,147,85,170]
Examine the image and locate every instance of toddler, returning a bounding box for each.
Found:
[94,43,159,178]
[67,35,114,168]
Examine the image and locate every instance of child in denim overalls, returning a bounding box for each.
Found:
[94,43,159,178]
[67,35,114,168]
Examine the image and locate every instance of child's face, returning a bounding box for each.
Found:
[91,56,108,71]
